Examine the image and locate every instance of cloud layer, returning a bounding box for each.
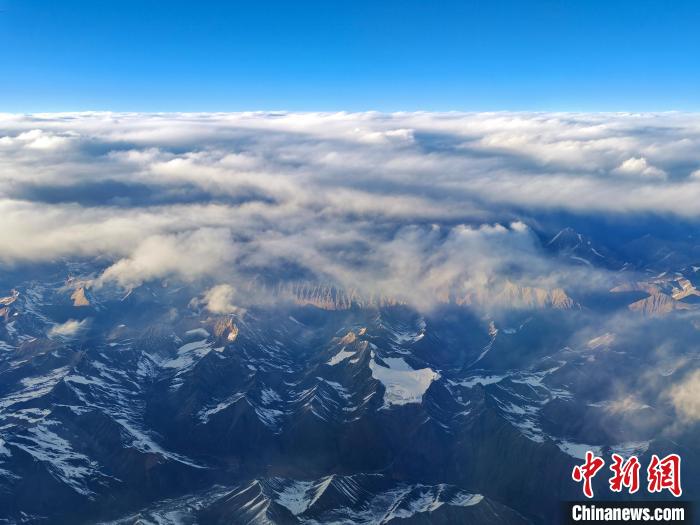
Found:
[3,112,700,306]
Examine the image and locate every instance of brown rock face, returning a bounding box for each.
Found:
[628,293,689,317]
[71,287,91,307]
[279,283,398,310]
[453,281,576,310]
[275,280,576,311]
[0,290,19,306]
[214,317,239,342]
[612,274,699,317]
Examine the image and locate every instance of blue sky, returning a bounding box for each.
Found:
[1,0,699,112]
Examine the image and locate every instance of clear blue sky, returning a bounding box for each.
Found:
[1,0,699,112]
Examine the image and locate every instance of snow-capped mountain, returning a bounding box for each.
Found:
[0,229,699,524]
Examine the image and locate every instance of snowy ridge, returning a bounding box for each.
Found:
[11,424,107,496]
[0,366,70,412]
[106,475,492,525]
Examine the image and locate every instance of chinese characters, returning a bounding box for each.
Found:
[572,452,681,498]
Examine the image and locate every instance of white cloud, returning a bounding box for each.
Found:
[97,229,236,289]
[612,157,667,179]
[48,319,88,338]
[201,284,243,314]
[0,129,73,151]
[668,369,700,423]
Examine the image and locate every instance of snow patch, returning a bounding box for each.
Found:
[454,374,505,388]
[587,333,615,350]
[199,393,245,423]
[556,440,604,459]
[0,438,11,457]
[12,425,101,495]
[327,348,356,366]
[274,480,316,515]
[185,328,210,339]
[0,367,70,412]
[163,339,212,371]
[369,354,439,407]
[260,387,282,405]
[611,441,650,457]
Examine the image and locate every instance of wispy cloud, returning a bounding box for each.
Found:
[48,318,89,339]
[668,369,700,424]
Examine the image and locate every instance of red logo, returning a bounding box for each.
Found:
[572,451,605,498]
[609,453,641,494]
[647,454,682,497]
[572,452,682,498]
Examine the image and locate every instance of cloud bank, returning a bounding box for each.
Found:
[2,112,700,307]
